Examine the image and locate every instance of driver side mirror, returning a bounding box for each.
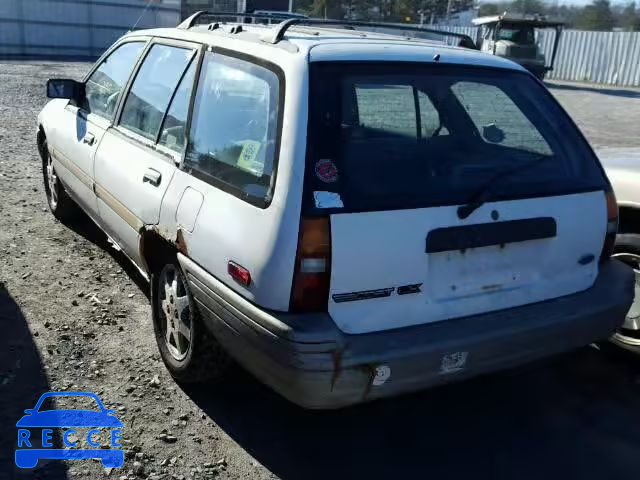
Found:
[47,79,85,102]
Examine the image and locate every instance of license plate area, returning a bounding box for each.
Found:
[425,217,557,253]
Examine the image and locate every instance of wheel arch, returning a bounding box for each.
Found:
[139,227,188,276]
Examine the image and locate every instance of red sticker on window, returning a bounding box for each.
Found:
[315,159,339,183]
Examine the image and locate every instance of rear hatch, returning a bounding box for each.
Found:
[303,62,609,334]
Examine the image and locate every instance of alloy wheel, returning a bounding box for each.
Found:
[157,264,192,361]
[46,153,58,209]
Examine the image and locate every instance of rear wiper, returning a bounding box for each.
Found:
[457,153,554,220]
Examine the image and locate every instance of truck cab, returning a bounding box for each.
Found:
[473,15,564,80]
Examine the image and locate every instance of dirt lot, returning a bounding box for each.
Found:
[547,80,640,149]
[1,63,640,480]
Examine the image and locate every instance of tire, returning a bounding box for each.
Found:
[151,259,231,383]
[610,234,640,354]
[41,138,80,222]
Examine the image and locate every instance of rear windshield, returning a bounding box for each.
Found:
[304,63,605,213]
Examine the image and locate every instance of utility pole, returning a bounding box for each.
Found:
[445,0,453,23]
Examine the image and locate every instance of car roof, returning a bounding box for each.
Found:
[127,22,526,73]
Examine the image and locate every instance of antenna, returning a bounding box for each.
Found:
[131,0,156,31]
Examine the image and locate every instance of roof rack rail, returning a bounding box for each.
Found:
[178,11,304,29]
[178,12,477,49]
[267,18,478,49]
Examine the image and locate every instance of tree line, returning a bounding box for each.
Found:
[293,0,640,31]
[294,0,476,23]
[478,0,640,31]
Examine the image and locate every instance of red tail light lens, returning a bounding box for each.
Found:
[290,217,331,312]
[601,190,618,262]
[228,261,251,286]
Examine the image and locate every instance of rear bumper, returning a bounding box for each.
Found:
[179,255,634,409]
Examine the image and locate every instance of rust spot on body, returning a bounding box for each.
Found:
[175,229,188,255]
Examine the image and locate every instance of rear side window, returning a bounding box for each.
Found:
[353,83,446,139]
[184,52,281,207]
[352,84,417,137]
[84,41,145,119]
[305,63,604,213]
[451,82,551,155]
[119,44,195,140]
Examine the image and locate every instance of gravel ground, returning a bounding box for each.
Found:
[1,62,640,480]
[546,80,640,149]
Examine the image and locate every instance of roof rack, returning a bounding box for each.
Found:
[267,19,477,48]
[178,11,304,29]
[178,12,477,49]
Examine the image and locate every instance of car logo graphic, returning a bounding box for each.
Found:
[15,391,124,469]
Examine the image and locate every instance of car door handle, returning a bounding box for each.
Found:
[143,168,162,187]
[83,133,96,146]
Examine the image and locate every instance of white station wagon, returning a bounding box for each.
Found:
[38,13,634,408]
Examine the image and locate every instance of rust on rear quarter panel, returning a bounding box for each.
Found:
[175,228,188,255]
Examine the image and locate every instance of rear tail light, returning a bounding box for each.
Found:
[290,217,331,312]
[228,261,251,286]
[600,190,618,262]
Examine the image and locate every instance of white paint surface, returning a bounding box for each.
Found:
[329,192,606,334]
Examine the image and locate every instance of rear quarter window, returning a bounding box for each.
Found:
[183,52,282,207]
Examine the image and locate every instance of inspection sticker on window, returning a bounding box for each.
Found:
[236,140,263,176]
[440,351,468,375]
[313,191,344,209]
[315,159,339,183]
